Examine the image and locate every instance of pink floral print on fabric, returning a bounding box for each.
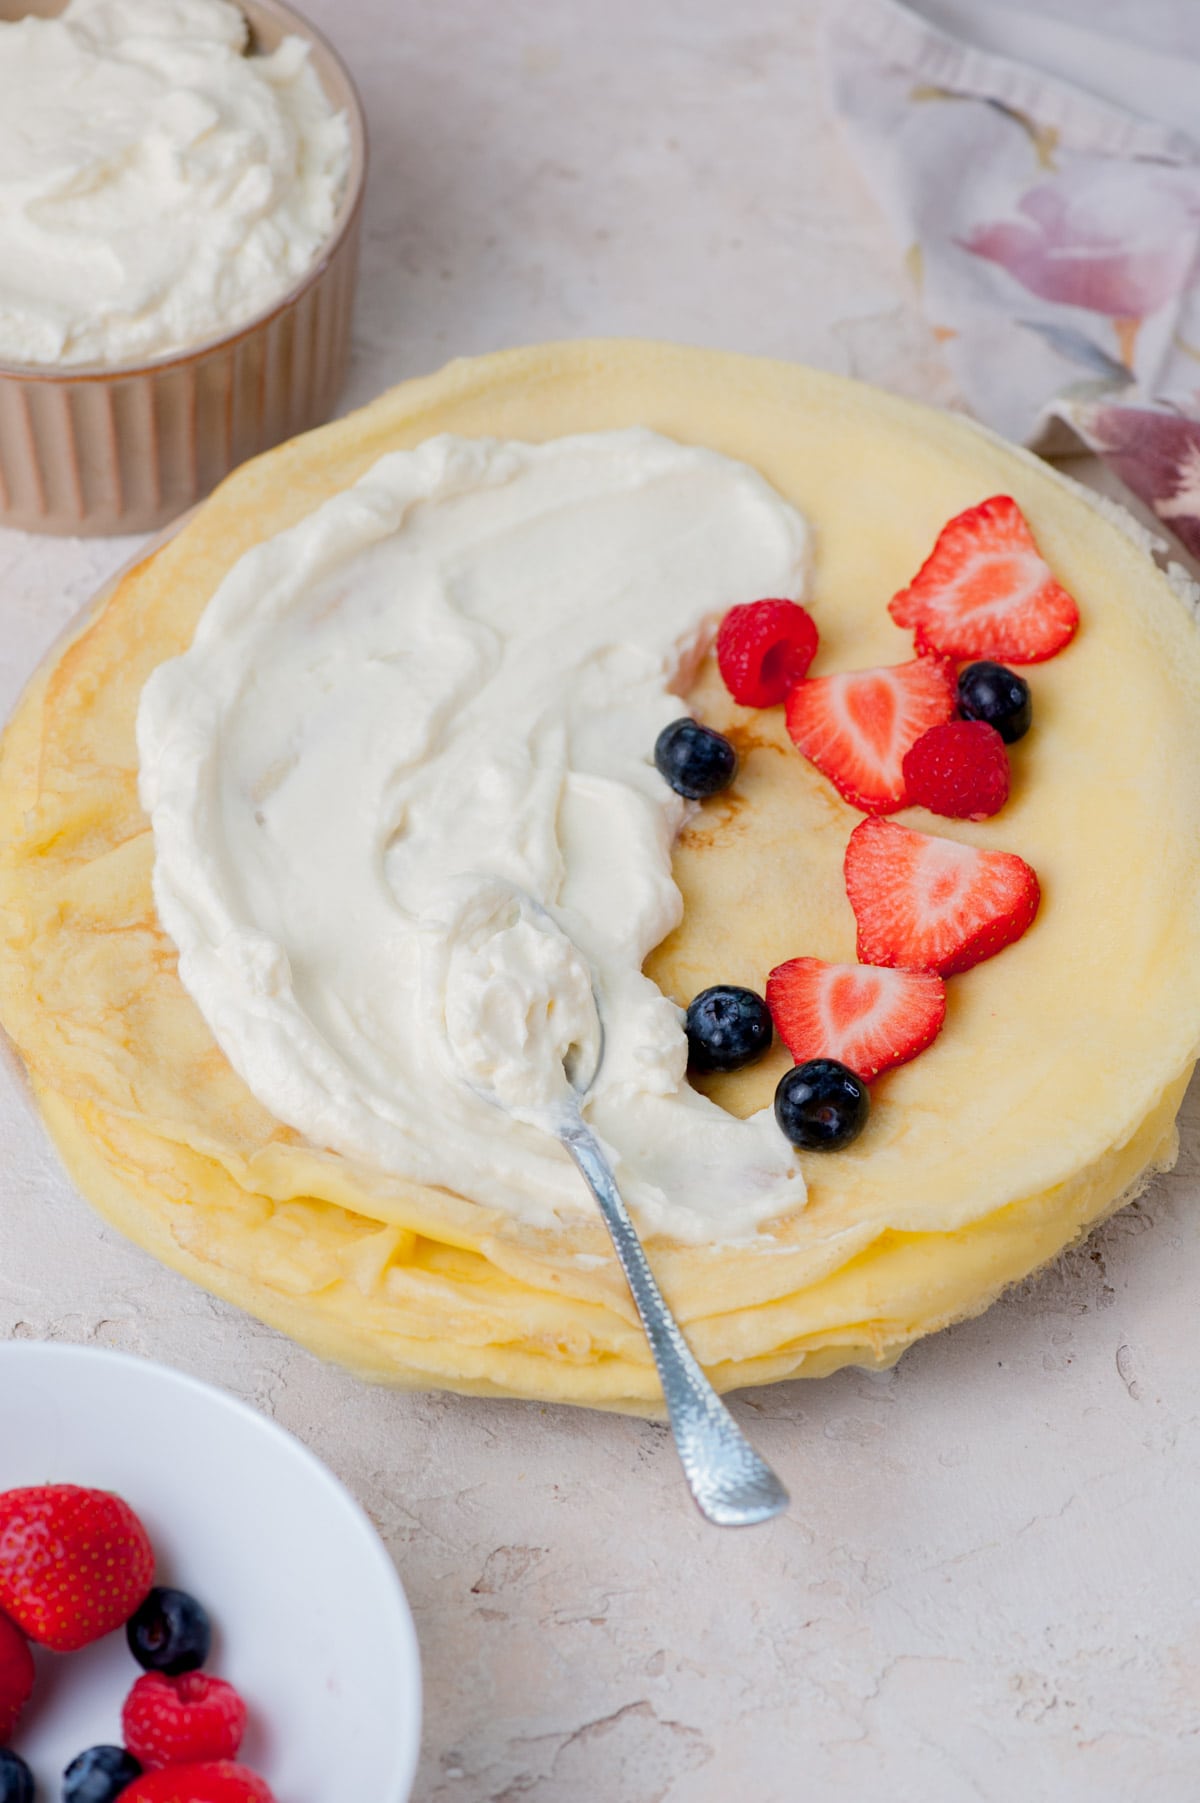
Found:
[960,165,1200,370]
[1067,403,1200,560]
[826,0,1200,565]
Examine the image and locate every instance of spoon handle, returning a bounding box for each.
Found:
[559,1117,789,1527]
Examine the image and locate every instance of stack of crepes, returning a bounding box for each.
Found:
[2,341,1200,1414]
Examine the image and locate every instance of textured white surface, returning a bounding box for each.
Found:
[1,3,1198,1799]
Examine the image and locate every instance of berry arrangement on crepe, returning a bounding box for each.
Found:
[679,493,1077,1151]
[0,1487,273,1803]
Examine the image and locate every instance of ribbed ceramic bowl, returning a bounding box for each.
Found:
[0,0,367,537]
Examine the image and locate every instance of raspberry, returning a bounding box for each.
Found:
[0,1612,33,1743]
[716,598,818,707]
[122,1764,275,1803]
[122,1671,246,1769]
[901,719,1010,819]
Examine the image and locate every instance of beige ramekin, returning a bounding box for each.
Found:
[0,0,367,537]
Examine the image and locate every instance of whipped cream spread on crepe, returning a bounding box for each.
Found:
[137,430,812,1241]
[0,0,349,368]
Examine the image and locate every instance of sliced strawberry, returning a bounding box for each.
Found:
[766,957,946,1081]
[785,653,956,814]
[889,495,1079,664]
[844,817,1041,976]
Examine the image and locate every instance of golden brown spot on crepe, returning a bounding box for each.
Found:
[722,720,791,760]
[677,785,751,852]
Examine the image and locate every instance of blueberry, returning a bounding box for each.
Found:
[654,718,737,800]
[126,1585,211,1676]
[62,1747,142,1803]
[686,986,773,1073]
[956,661,1032,744]
[0,1749,33,1803]
[774,1058,869,1151]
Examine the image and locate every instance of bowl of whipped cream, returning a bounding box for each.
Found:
[0,0,367,535]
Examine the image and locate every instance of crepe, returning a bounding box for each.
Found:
[2,340,1199,1414]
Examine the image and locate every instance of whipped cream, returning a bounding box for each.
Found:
[0,0,350,368]
[137,430,811,1242]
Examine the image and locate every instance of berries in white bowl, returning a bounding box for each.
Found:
[0,1482,266,1801]
[0,1344,420,1802]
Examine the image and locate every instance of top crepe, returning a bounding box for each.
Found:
[0,340,1198,1414]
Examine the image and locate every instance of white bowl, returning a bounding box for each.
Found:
[0,1343,421,1801]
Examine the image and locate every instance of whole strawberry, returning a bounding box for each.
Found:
[0,1612,33,1744]
[121,1763,275,1803]
[0,1486,154,1654]
[123,1671,246,1769]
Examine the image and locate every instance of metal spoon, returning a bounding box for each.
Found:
[448,888,788,1526]
[556,1104,789,1528]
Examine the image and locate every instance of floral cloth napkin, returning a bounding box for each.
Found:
[824,0,1200,558]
